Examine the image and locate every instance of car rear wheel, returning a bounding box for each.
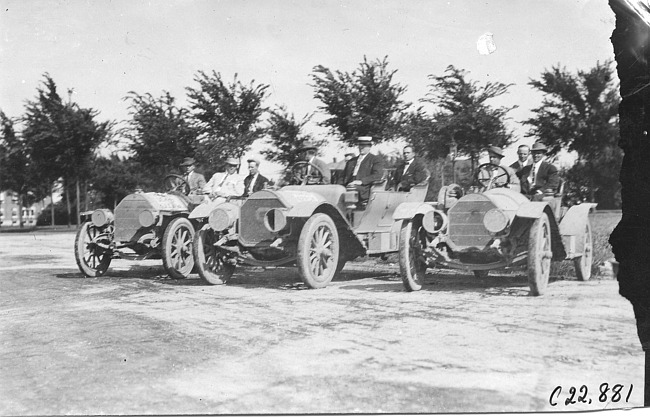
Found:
[193,225,235,285]
[297,213,340,289]
[399,217,428,291]
[162,217,195,279]
[75,221,113,277]
[574,220,593,281]
[527,213,552,296]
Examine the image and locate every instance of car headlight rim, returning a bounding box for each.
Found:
[483,208,509,234]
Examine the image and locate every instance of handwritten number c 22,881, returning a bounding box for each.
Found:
[549,384,633,406]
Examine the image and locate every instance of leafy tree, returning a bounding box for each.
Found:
[311,56,409,144]
[186,71,269,165]
[524,61,622,208]
[261,106,325,167]
[415,65,517,164]
[90,156,150,209]
[123,91,198,181]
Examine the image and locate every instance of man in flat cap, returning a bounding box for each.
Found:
[391,145,430,192]
[203,157,245,199]
[519,142,560,200]
[243,157,269,197]
[343,136,385,205]
[484,146,520,192]
[298,141,330,184]
[180,157,206,195]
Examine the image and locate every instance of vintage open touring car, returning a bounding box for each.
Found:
[190,161,431,288]
[395,162,596,295]
[74,174,202,279]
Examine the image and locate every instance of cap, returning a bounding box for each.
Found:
[299,141,318,152]
[225,157,239,166]
[180,157,196,166]
[487,146,505,158]
[356,136,373,145]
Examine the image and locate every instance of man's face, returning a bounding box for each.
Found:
[517,147,530,163]
[303,150,316,161]
[226,164,237,174]
[358,143,372,155]
[182,164,194,174]
[403,147,415,162]
[532,151,545,163]
[248,162,258,175]
[488,153,502,166]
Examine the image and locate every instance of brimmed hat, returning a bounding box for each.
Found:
[344,152,355,157]
[180,157,196,166]
[225,157,239,166]
[299,141,318,152]
[531,142,547,152]
[487,146,505,158]
[247,157,260,165]
[356,136,373,145]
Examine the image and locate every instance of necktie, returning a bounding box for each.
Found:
[219,173,229,187]
[353,155,364,176]
[531,165,536,186]
[403,161,411,175]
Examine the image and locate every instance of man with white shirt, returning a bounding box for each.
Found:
[391,145,429,191]
[179,157,206,195]
[243,158,269,197]
[343,136,385,205]
[519,142,560,200]
[203,157,245,198]
[509,144,532,174]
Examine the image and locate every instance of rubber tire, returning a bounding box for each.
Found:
[74,221,112,277]
[473,270,489,279]
[296,213,340,289]
[399,218,427,292]
[574,220,593,281]
[193,225,235,285]
[162,217,195,279]
[334,259,347,277]
[527,213,552,296]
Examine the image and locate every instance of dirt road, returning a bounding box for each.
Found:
[0,229,644,414]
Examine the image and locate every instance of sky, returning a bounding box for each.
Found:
[0,0,616,178]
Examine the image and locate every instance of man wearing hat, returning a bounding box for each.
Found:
[243,157,269,197]
[485,146,520,192]
[391,145,430,192]
[299,141,330,184]
[343,136,385,205]
[519,142,560,200]
[203,157,245,198]
[180,157,206,195]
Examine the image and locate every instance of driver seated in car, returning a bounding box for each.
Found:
[483,146,520,192]
[180,157,207,195]
[203,157,245,199]
[298,141,330,184]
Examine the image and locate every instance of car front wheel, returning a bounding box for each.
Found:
[162,217,195,279]
[193,225,235,285]
[75,221,113,277]
[399,217,428,291]
[527,213,552,296]
[574,220,593,281]
[297,214,340,289]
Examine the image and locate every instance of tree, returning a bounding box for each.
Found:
[186,71,269,166]
[311,56,409,144]
[415,65,517,164]
[123,91,198,181]
[90,156,148,208]
[524,61,622,208]
[261,106,325,167]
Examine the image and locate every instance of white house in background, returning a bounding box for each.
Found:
[0,191,51,227]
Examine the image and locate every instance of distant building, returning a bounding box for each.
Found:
[0,191,51,227]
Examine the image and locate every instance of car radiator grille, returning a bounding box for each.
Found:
[447,195,496,250]
[239,197,285,246]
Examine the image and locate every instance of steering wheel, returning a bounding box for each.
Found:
[162,174,190,195]
[474,163,510,190]
[290,161,326,185]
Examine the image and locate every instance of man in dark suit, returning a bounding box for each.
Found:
[243,158,269,197]
[509,144,532,174]
[343,136,385,204]
[519,142,560,200]
[391,145,429,191]
[298,141,330,184]
[180,157,206,195]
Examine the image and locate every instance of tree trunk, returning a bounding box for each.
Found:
[17,193,24,228]
[65,180,71,228]
[50,183,55,226]
[83,181,89,212]
[76,178,81,228]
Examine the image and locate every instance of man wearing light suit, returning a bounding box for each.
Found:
[519,142,560,200]
[391,145,429,191]
[343,136,385,205]
[180,157,206,195]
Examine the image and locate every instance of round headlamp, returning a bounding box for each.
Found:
[264,208,287,233]
[422,210,447,234]
[138,209,158,228]
[483,208,509,234]
[209,207,237,231]
[91,209,114,227]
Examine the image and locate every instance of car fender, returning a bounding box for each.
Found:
[514,202,566,261]
[559,203,598,236]
[515,201,550,219]
[392,202,435,221]
[188,198,231,219]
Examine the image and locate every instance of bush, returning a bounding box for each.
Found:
[37,203,77,226]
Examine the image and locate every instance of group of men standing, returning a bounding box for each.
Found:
[177,135,559,205]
